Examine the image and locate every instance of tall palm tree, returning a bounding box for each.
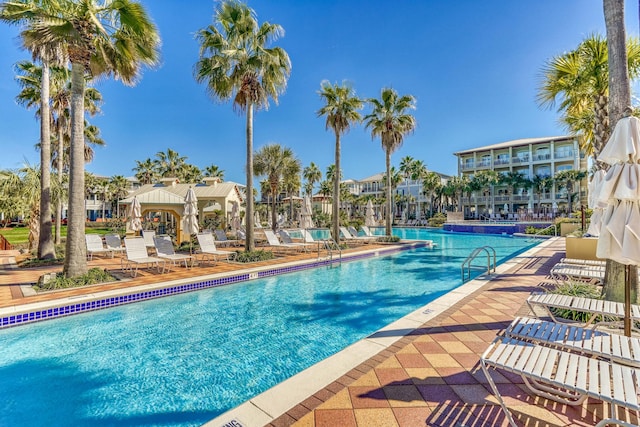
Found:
[153,148,187,178]
[410,159,426,220]
[195,0,291,252]
[303,162,322,196]
[474,170,499,214]
[282,163,302,224]
[364,88,416,236]
[537,33,640,161]
[317,81,363,241]
[399,155,415,220]
[531,174,553,213]
[8,0,160,277]
[109,175,130,218]
[422,171,440,218]
[1,1,69,260]
[204,164,225,180]
[133,158,157,185]
[253,144,300,231]
[382,166,403,223]
[554,169,587,214]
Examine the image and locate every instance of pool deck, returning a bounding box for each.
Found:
[0,237,624,427]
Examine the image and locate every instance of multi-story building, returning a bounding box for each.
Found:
[454,136,588,219]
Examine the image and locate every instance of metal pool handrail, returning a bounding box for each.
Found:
[461,245,496,282]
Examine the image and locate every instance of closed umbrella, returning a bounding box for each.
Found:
[128,197,142,233]
[182,187,199,236]
[586,169,606,236]
[595,115,640,336]
[300,195,314,229]
[231,201,241,232]
[365,200,376,227]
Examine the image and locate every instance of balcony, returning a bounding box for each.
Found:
[476,160,491,169]
[533,153,551,161]
[512,156,530,164]
[494,158,510,166]
[461,163,475,171]
[554,151,574,159]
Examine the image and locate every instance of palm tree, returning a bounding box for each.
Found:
[473,170,499,214]
[204,164,225,180]
[154,148,187,178]
[531,174,553,213]
[194,0,291,252]
[303,162,322,196]
[498,171,527,213]
[364,88,416,235]
[537,33,640,162]
[399,155,415,220]
[5,0,160,278]
[382,166,403,222]
[253,144,300,231]
[109,175,130,219]
[422,171,440,218]
[317,81,363,241]
[282,164,302,224]
[554,169,587,214]
[133,158,157,184]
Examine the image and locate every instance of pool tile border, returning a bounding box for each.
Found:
[0,242,431,329]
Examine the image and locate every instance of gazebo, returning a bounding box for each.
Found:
[119,177,244,244]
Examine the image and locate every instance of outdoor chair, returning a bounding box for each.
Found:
[278,230,315,252]
[196,232,236,264]
[85,234,112,260]
[348,226,377,242]
[559,258,606,267]
[339,226,374,244]
[153,235,193,269]
[122,237,166,277]
[550,262,605,284]
[141,230,156,253]
[526,292,640,331]
[213,229,241,247]
[504,316,640,367]
[481,335,640,427]
[104,234,125,257]
[263,229,301,253]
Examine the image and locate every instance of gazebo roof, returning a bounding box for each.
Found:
[120,181,243,205]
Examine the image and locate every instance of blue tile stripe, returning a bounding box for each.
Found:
[1,243,425,329]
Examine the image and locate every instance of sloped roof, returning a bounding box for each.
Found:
[454,136,575,155]
[120,181,243,204]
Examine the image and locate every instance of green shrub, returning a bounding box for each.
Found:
[549,281,603,322]
[376,235,400,243]
[34,268,117,291]
[428,213,447,227]
[234,250,274,263]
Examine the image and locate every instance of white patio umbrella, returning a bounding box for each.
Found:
[231,201,241,232]
[586,169,606,236]
[300,195,314,229]
[182,187,199,235]
[128,197,142,233]
[365,199,376,227]
[595,115,640,336]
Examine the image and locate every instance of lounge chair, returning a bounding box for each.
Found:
[559,258,606,266]
[153,235,193,268]
[526,292,640,330]
[481,335,640,427]
[85,234,112,260]
[141,230,156,252]
[104,234,126,257]
[196,232,236,263]
[504,316,640,367]
[339,226,375,244]
[278,230,315,252]
[263,229,302,253]
[214,229,241,247]
[122,237,166,277]
[550,263,605,284]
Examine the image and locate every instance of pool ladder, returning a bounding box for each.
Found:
[323,238,342,266]
[461,246,496,282]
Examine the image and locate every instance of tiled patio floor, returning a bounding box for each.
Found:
[263,238,618,427]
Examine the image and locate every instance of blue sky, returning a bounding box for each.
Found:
[1,0,638,185]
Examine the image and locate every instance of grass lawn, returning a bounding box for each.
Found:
[0,225,114,246]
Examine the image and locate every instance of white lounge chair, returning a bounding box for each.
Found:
[481,335,640,427]
[263,229,301,253]
[104,234,126,257]
[559,258,606,267]
[153,235,193,268]
[141,230,156,252]
[214,229,241,247]
[85,234,112,260]
[339,226,375,244]
[122,237,165,277]
[278,230,315,252]
[550,263,605,284]
[527,292,640,331]
[504,316,640,367]
[196,232,236,263]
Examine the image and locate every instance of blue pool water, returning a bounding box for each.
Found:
[0,230,536,426]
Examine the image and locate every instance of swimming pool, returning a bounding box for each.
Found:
[0,230,536,426]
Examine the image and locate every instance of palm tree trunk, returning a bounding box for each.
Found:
[385,150,392,236]
[55,124,64,245]
[38,60,55,260]
[332,131,341,242]
[63,62,88,278]
[245,102,255,251]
